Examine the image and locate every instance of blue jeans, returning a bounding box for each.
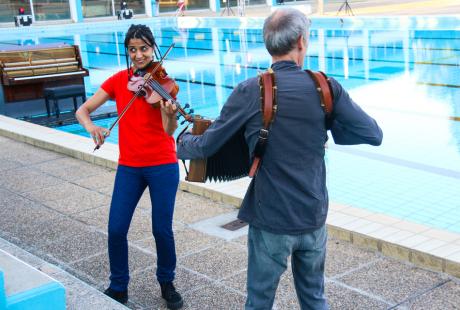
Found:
[245,225,328,310]
[108,163,179,291]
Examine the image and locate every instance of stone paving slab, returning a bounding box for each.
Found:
[23,182,111,215]
[338,259,449,304]
[135,227,223,258]
[0,203,63,248]
[400,280,460,310]
[40,231,108,264]
[326,238,381,277]
[179,242,247,281]
[0,166,62,194]
[129,266,213,309]
[0,158,23,172]
[325,282,390,310]
[174,190,236,224]
[72,170,116,191]
[0,238,128,310]
[69,245,155,287]
[1,135,460,309]
[0,138,64,165]
[8,214,88,251]
[182,284,246,310]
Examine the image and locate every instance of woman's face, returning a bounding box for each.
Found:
[127,38,154,70]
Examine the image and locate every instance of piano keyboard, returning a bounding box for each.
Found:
[12,70,88,81]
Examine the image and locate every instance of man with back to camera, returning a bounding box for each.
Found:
[174,8,383,309]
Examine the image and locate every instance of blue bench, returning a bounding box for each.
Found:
[0,250,65,310]
[43,84,86,118]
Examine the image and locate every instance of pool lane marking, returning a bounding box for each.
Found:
[416,82,460,89]
[10,36,457,69]
[89,65,460,121]
[85,61,460,104]
[30,32,460,59]
[329,144,460,180]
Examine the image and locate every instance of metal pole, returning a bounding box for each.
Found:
[318,0,324,15]
[29,0,36,22]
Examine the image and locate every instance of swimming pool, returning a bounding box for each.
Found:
[2,16,459,234]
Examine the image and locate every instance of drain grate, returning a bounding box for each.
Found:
[221,219,248,231]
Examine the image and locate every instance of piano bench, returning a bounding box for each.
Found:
[43,85,86,118]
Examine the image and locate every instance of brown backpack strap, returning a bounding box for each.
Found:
[248,69,332,178]
[306,70,333,116]
[249,68,277,178]
[261,69,277,127]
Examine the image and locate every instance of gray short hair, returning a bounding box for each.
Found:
[263,8,310,56]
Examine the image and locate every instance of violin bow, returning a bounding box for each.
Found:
[93,43,175,152]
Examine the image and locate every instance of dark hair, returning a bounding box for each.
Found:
[124,24,156,50]
[124,24,160,76]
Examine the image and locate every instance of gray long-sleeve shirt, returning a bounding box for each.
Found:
[177,61,383,235]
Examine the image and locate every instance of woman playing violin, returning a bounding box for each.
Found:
[75,24,183,310]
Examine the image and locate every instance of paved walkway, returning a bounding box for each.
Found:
[1,135,459,309]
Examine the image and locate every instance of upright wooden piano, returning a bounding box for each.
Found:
[0,43,89,113]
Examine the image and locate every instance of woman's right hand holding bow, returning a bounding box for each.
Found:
[87,124,111,146]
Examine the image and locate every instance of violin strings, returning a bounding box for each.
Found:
[145,78,189,119]
[148,79,172,101]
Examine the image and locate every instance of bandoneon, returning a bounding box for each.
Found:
[185,116,250,183]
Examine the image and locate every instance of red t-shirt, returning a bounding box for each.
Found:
[101,69,177,167]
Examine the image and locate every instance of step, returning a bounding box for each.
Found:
[0,249,65,310]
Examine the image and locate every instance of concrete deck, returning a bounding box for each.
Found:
[0,115,459,309]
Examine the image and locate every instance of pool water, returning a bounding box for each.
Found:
[2,17,459,233]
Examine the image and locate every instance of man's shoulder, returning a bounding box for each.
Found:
[238,75,259,91]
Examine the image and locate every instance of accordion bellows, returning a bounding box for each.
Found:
[205,126,250,182]
[185,118,250,183]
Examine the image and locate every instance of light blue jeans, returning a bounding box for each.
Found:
[245,225,329,310]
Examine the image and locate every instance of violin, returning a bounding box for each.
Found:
[126,51,193,124]
[127,61,179,108]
